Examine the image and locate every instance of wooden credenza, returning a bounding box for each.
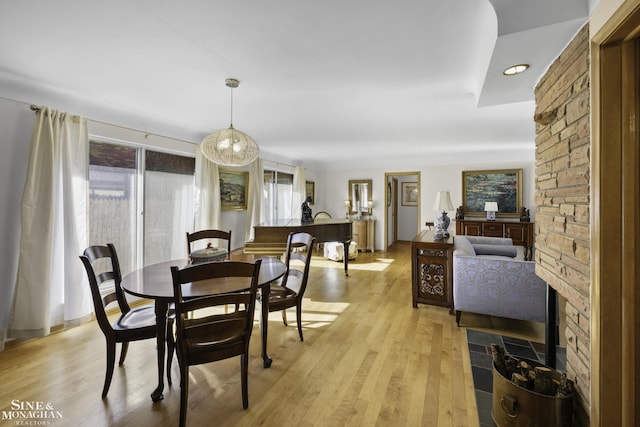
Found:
[411,229,454,313]
[455,219,534,260]
[352,219,375,252]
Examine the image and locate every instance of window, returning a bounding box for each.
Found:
[88,142,137,275]
[88,141,195,275]
[263,170,293,221]
[143,150,195,266]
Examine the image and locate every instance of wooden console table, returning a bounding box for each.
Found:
[352,218,375,252]
[456,219,534,260]
[411,229,454,314]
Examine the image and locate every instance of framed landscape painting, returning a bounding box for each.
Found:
[219,169,248,211]
[462,169,522,217]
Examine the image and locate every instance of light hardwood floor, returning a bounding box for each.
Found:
[0,242,548,426]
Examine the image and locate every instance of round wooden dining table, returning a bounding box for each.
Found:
[121,256,286,402]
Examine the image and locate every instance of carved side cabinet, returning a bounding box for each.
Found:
[411,229,454,313]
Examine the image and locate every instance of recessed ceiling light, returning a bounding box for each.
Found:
[503,64,529,76]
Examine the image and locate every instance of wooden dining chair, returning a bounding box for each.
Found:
[79,243,175,398]
[170,259,262,427]
[186,229,232,258]
[261,232,315,341]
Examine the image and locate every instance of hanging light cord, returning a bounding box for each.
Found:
[229,85,234,128]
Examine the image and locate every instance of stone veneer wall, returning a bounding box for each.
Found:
[533,23,590,422]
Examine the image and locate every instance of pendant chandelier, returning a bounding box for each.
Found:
[200,78,259,166]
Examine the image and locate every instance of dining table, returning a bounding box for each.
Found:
[120,256,286,402]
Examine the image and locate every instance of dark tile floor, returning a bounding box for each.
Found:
[466,329,567,427]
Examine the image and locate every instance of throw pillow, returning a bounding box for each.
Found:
[472,244,517,258]
[454,236,476,256]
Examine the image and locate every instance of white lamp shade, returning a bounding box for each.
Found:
[433,191,454,211]
[484,202,499,212]
[201,126,260,166]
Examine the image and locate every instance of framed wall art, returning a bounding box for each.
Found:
[462,169,522,217]
[219,169,248,211]
[306,180,315,204]
[401,182,418,206]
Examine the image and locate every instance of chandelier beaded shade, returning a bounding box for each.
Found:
[200,78,259,166]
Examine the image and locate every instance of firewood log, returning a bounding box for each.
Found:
[505,356,517,377]
[511,372,529,388]
[533,366,555,395]
[556,373,575,397]
[491,344,509,378]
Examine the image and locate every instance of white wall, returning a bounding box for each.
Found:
[421,163,537,236]
[396,175,419,241]
[0,96,537,344]
[312,159,536,250]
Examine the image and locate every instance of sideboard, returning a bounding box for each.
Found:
[352,218,375,252]
[455,219,534,260]
[411,229,454,313]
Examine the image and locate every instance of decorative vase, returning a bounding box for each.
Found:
[434,211,451,238]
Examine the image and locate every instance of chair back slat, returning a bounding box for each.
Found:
[281,232,315,295]
[181,292,252,313]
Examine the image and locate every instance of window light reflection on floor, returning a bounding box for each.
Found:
[311,257,393,272]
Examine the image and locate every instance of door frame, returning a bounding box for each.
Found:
[591,2,640,424]
[384,171,421,249]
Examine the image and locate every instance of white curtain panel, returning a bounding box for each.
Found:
[291,166,306,220]
[193,145,221,232]
[245,158,264,242]
[9,107,90,338]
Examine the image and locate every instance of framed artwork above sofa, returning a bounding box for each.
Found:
[462,168,522,217]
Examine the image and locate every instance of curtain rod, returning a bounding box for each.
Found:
[262,158,298,170]
[27,103,192,147]
[28,103,302,168]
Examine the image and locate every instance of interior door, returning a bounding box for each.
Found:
[392,178,398,244]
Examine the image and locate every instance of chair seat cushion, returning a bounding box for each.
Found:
[269,284,297,301]
[267,284,298,311]
[114,305,157,331]
[190,247,228,263]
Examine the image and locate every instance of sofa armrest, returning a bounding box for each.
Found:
[453,254,547,323]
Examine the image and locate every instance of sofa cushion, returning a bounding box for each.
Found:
[453,236,476,256]
[471,244,517,258]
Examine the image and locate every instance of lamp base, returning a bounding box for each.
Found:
[434,211,451,239]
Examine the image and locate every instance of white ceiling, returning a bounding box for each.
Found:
[0,0,590,170]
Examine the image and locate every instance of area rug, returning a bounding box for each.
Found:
[466,329,567,427]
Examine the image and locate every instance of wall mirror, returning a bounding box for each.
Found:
[348,179,372,216]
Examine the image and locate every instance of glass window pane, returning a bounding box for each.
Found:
[143,150,195,266]
[263,170,293,220]
[88,141,137,276]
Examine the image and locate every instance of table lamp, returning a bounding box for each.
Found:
[433,191,454,239]
[484,202,498,221]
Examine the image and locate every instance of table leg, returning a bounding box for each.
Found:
[343,241,349,276]
[260,286,272,368]
[151,300,169,402]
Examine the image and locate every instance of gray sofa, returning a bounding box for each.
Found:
[453,235,547,326]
